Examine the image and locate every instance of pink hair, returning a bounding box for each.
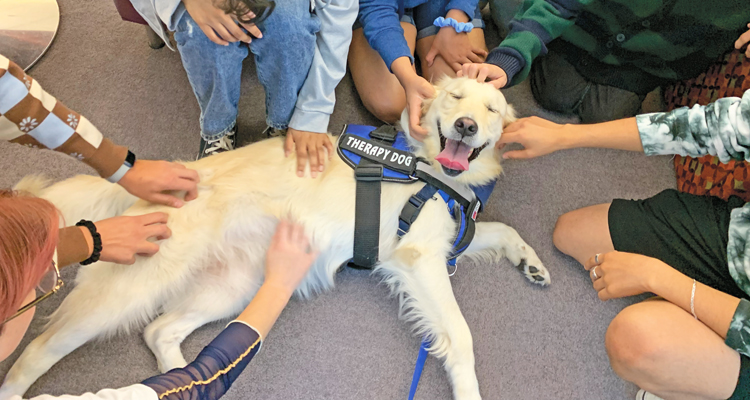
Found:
[0,190,59,322]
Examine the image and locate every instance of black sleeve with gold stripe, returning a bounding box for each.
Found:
[142,322,262,399]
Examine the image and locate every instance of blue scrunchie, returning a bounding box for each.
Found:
[433,17,473,33]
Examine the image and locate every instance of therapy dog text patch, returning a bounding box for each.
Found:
[339,133,416,175]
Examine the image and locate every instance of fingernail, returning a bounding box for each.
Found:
[319,165,324,172]
[297,171,303,177]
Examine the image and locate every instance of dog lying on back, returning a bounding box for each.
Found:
[0,77,549,400]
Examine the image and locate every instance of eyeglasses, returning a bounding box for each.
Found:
[1,261,64,326]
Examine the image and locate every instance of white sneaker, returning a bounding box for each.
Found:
[197,128,236,160]
[636,389,664,400]
[263,126,286,138]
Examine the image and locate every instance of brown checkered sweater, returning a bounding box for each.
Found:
[0,54,128,177]
[1,54,129,266]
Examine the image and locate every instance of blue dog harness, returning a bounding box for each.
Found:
[337,124,485,270]
[338,124,492,399]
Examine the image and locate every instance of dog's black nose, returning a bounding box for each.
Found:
[454,117,478,137]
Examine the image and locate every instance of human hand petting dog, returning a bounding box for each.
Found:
[392,57,436,141]
[425,10,487,72]
[495,117,569,159]
[736,22,750,57]
[285,128,334,178]
[457,63,508,89]
[234,219,317,339]
[81,213,172,265]
[182,0,262,46]
[263,220,318,296]
[118,160,200,207]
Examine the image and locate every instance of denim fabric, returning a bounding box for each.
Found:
[174,0,320,139]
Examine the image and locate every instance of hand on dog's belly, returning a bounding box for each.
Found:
[285,128,334,179]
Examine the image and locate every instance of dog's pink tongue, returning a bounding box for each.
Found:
[436,139,472,171]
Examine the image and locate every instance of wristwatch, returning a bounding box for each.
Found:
[106,150,136,183]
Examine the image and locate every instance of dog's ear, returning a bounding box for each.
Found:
[502,104,517,128]
[421,76,448,116]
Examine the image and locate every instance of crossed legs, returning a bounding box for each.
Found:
[554,203,742,399]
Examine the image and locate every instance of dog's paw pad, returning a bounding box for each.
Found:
[517,258,551,286]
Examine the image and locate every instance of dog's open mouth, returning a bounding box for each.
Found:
[435,121,488,177]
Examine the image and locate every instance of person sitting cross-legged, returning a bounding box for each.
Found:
[488,88,750,399]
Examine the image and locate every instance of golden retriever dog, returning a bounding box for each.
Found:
[0,77,549,400]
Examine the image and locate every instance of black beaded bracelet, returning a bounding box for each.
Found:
[76,220,102,265]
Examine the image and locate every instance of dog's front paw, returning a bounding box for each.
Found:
[516,258,550,286]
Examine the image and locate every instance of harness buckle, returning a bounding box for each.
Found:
[399,195,424,225]
[467,198,481,221]
[370,125,398,144]
[355,164,384,181]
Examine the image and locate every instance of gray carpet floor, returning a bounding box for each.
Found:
[0,0,677,398]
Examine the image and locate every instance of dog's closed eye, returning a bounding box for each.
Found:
[450,92,463,100]
[486,105,499,114]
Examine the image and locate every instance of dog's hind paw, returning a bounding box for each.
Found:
[516,258,550,286]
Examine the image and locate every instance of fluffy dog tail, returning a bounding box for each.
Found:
[14,174,137,224]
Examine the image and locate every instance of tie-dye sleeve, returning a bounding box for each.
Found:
[636,89,750,162]
[726,299,750,357]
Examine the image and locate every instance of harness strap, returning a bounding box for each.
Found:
[351,163,383,269]
[350,125,398,269]
[414,163,474,209]
[398,184,439,237]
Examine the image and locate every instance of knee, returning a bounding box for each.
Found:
[552,211,576,256]
[529,71,578,115]
[361,91,406,124]
[605,303,668,381]
[578,95,642,124]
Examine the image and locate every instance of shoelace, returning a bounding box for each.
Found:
[204,134,234,155]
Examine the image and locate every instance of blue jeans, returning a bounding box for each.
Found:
[174,0,320,140]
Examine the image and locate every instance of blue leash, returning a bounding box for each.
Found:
[408,339,430,400]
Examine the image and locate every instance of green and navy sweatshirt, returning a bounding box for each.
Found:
[487,0,750,94]
[636,89,750,356]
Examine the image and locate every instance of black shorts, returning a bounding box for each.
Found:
[609,189,750,398]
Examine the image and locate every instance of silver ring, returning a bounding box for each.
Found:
[591,265,599,280]
[595,253,601,264]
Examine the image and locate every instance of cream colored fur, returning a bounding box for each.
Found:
[0,78,549,400]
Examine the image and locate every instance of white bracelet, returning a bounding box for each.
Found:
[690,279,698,320]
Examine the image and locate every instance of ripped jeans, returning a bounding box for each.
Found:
[173,0,320,140]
